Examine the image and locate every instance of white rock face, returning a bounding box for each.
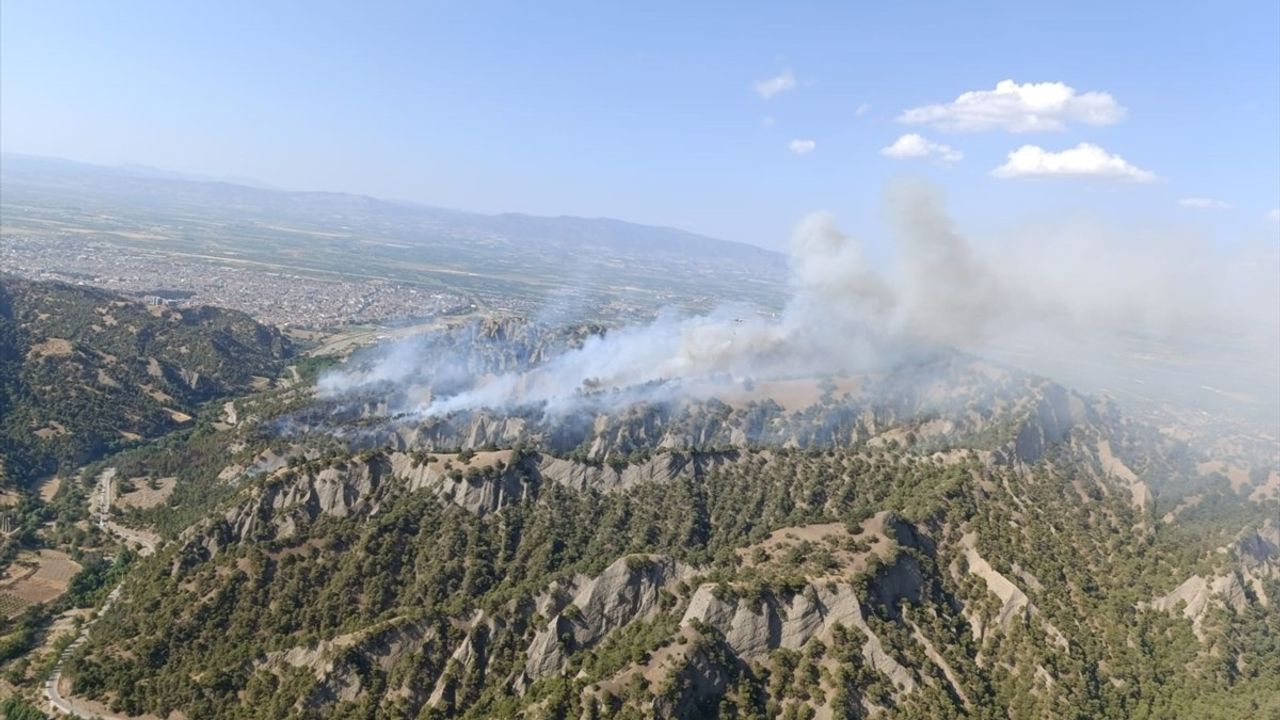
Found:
[222,400,239,426]
[390,452,530,515]
[1097,440,1151,510]
[681,580,918,693]
[387,451,722,515]
[961,533,1068,649]
[180,451,718,572]
[524,555,693,680]
[536,454,698,493]
[1147,574,1248,638]
[1145,518,1279,638]
[427,617,493,709]
[258,619,435,706]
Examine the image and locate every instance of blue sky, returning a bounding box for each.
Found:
[2,1,1278,250]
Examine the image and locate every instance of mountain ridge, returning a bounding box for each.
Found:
[49,320,1280,719]
[0,153,781,264]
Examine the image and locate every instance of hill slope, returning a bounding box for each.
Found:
[58,339,1280,720]
[0,275,293,488]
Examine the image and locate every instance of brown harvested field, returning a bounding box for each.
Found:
[26,337,74,358]
[0,549,82,615]
[446,449,515,470]
[33,420,69,439]
[0,592,26,618]
[735,514,893,580]
[1249,470,1280,503]
[688,376,863,412]
[117,476,178,509]
[1197,460,1252,493]
[39,475,64,502]
[143,384,175,404]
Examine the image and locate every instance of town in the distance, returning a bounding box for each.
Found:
[2,3,1278,718]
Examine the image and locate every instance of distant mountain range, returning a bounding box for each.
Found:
[0,154,788,318]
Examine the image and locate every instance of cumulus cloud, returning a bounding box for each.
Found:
[789,139,816,155]
[880,133,963,164]
[991,143,1155,182]
[855,103,871,117]
[755,69,796,99]
[1179,197,1231,210]
[900,79,1126,133]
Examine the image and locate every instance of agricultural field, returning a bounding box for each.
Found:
[1,156,790,327]
[0,549,81,618]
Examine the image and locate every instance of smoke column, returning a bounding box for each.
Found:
[318,182,1280,428]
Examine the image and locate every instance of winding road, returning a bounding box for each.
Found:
[45,468,158,718]
[46,586,125,718]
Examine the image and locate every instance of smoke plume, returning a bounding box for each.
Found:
[318,182,1279,428]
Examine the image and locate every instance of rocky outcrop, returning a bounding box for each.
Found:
[1144,519,1280,637]
[238,459,382,539]
[173,455,391,570]
[648,630,735,719]
[303,350,1096,470]
[389,451,536,515]
[1232,519,1280,605]
[425,615,495,710]
[960,533,1069,649]
[535,452,723,493]
[221,400,239,426]
[1234,519,1280,577]
[387,416,533,454]
[524,555,694,680]
[683,582,846,658]
[181,449,728,571]
[680,576,919,693]
[1012,384,1088,464]
[1146,574,1249,639]
[258,618,436,706]
[389,450,725,514]
[1097,440,1152,510]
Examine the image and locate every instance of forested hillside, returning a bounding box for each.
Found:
[0,275,293,488]
[57,343,1279,720]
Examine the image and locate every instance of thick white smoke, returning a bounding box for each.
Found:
[318,182,1280,427]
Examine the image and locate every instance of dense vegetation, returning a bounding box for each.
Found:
[66,428,1279,719]
[0,275,293,488]
[0,289,1273,718]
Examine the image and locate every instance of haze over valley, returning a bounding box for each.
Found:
[1,3,1277,719]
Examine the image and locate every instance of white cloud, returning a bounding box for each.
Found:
[991,143,1155,182]
[880,133,963,164]
[789,139,816,155]
[755,69,795,99]
[1178,197,1231,210]
[1269,209,1280,223]
[899,79,1126,133]
[855,103,871,117]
